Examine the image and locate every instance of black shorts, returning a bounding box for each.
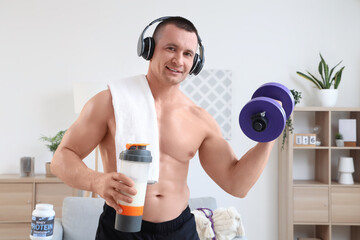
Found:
[95,203,200,240]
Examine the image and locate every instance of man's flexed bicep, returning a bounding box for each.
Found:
[198,116,241,197]
[198,113,275,198]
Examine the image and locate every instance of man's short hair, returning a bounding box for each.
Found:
[152,16,199,41]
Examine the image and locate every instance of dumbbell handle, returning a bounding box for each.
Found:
[251,111,268,132]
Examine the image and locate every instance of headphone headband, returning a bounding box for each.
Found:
[137,16,205,75]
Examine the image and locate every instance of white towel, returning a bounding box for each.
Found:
[108,75,159,184]
[192,210,215,240]
[213,207,245,239]
[192,207,245,240]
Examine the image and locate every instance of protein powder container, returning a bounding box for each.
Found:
[30,204,55,240]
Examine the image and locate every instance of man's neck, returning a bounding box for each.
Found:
[146,74,181,104]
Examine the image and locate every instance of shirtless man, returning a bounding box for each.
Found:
[51,16,275,239]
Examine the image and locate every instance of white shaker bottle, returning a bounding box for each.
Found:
[115,143,152,232]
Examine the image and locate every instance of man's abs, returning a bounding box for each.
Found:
[142,180,190,222]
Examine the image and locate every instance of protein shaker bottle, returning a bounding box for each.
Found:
[115,143,152,232]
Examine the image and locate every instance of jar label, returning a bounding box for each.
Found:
[31,216,54,237]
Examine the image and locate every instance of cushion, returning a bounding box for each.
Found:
[188,197,217,211]
[62,197,105,240]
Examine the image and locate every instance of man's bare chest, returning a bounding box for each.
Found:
[105,104,207,163]
[156,107,206,162]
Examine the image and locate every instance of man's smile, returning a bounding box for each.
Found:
[166,66,183,73]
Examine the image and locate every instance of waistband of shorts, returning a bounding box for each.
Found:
[141,206,192,234]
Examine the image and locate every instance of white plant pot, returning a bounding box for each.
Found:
[336,139,344,147]
[317,89,338,107]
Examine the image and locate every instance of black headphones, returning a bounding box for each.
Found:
[137,16,205,76]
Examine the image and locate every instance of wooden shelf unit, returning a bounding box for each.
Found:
[0,174,78,240]
[279,107,360,240]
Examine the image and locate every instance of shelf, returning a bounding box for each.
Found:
[331,181,360,187]
[295,106,360,111]
[332,223,360,226]
[294,180,328,186]
[0,174,62,183]
[279,107,360,240]
[331,146,360,150]
[293,146,360,150]
[293,149,330,184]
[293,224,330,240]
[294,146,330,149]
[332,225,360,240]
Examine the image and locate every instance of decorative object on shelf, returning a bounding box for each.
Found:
[313,125,322,146]
[20,156,34,177]
[281,89,302,149]
[296,53,345,107]
[40,129,67,177]
[316,89,338,107]
[45,162,54,177]
[338,157,355,185]
[294,133,316,147]
[339,119,357,147]
[335,133,344,147]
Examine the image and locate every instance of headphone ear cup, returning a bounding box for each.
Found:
[142,37,155,60]
[189,54,203,75]
[189,54,198,75]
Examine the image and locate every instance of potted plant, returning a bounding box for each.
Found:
[40,129,66,177]
[282,89,302,150]
[335,133,344,147]
[296,53,345,107]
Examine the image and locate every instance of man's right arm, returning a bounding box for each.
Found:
[50,89,135,213]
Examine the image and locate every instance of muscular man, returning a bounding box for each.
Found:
[51,16,275,239]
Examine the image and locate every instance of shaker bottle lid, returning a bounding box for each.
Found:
[126,143,149,150]
[120,143,152,163]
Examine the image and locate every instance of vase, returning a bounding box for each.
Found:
[45,162,56,177]
[317,89,338,107]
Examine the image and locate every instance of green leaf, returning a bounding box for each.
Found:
[329,60,343,79]
[39,130,67,153]
[318,60,324,82]
[334,66,345,89]
[290,89,302,105]
[320,54,329,86]
[296,71,323,89]
[307,71,325,89]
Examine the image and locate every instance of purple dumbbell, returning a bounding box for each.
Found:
[239,82,295,142]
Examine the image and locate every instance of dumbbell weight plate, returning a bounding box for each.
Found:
[239,97,286,142]
[251,82,294,119]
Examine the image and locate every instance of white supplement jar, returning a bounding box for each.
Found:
[30,204,55,240]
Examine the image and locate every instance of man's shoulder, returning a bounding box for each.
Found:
[92,89,112,104]
[85,89,114,117]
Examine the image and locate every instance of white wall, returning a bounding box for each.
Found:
[1,1,360,239]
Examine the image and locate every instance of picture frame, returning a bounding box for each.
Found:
[339,119,357,147]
